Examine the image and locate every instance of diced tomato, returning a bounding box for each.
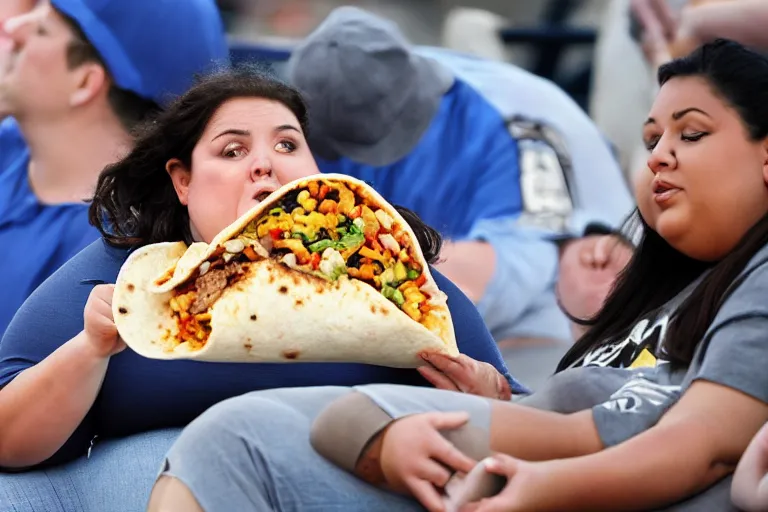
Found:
[269,228,283,240]
[369,238,384,252]
[310,252,321,270]
[319,185,331,200]
[415,274,427,288]
[349,205,362,219]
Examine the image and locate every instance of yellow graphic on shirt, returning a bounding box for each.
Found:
[629,348,658,369]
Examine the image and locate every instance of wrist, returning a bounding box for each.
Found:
[72,331,113,362]
[354,425,391,487]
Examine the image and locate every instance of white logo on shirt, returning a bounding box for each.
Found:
[601,373,680,413]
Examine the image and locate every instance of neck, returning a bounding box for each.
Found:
[20,106,132,205]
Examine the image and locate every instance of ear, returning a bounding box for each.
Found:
[166,158,192,205]
[762,138,768,186]
[69,63,108,108]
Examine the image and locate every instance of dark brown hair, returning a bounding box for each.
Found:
[88,66,443,263]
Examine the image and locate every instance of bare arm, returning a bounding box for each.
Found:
[0,284,124,468]
[489,402,602,460]
[676,1,768,53]
[732,421,768,511]
[0,332,109,467]
[503,381,768,511]
[434,241,495,303]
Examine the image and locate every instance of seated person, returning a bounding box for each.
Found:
[0,67,520,512]
[149,40,768,512]
[286,7,634,345]
[0,0,228,337]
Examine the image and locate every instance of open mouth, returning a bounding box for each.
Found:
[254,190,273,203]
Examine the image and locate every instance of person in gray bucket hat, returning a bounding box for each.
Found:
[287,7,634,351]
[287,6,454,167]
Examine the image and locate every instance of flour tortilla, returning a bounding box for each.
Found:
[113,174,458,367]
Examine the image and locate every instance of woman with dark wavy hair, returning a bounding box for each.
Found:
[150,40,768,512]
[0,67,518,512]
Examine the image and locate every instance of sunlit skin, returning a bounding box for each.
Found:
[167,97,320,244]
[638,76,768,261]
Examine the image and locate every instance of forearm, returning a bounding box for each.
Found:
[528,422,730,511]
[686,1,768,50]
[0,331,109,467]
[732,423,768,511]
[490,403,602,460]
[434,241,495,303]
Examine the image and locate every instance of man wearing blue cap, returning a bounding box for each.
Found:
[0,0,228,337]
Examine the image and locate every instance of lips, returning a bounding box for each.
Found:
[651,178,681,205]
[252,186,276,203]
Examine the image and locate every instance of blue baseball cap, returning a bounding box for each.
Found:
[51,0,230,106]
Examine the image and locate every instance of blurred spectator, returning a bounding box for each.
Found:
[0,0,228,337]
[287,7,634,346]
[592,0,768,182]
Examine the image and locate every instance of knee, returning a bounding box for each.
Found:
[147,476,205,512]
[175,394,307,458]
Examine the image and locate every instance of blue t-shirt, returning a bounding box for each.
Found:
[317,80,522,239]
[0,119,100,338]
[0,239,522,467]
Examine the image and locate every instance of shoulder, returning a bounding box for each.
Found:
[3,240,129,342]
[712,244,768,324]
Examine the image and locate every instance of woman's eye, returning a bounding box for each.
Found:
[682,132,707,143]
[223,144,246,158]
[275,140,296,153]
[644,136,660,152]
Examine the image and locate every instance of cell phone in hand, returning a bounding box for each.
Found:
[442,458,507,512]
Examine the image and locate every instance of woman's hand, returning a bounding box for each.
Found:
[418,353,512,401]
[459,454,542,512]
[380,412,478,512]
[83,284,126,358]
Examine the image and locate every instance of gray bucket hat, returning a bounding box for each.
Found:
[286,6,454,166]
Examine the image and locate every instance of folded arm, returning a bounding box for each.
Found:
[510,380,768,511]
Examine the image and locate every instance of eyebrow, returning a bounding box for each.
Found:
[211,124,300,142]
[212,129,249,142]
[644,107,712,126]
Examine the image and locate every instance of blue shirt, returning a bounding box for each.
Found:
[0,239,522,467]
[317,79,522,239]
[414,49,635,343]
[0,119,100,338]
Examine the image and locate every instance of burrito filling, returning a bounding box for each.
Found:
[166,179,436,350]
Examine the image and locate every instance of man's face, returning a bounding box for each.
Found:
[0,3,80,120]
[557,234,634,337]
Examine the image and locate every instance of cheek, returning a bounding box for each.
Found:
[275,154,320,184]
[634,171,658,228]
[185,169,243,242]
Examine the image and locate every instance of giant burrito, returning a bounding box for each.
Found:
[112,174,458,367]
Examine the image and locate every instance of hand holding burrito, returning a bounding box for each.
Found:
[112,174,458,367]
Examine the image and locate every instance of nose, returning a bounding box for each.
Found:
[646,135,677,175]
[3,12,35,46]
[248,157,272,181]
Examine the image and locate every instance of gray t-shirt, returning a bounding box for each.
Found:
[523,246,768,448]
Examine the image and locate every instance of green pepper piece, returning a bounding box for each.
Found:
[308,239,334,253]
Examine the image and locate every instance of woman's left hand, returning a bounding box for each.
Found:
[459,454,542,512]
[418,353,512,401]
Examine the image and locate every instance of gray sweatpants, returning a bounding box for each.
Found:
[160,385,491,511]
[160,384,736,512]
